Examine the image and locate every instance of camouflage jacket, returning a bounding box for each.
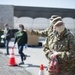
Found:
[44,28,75,71]
[31,25,53,37]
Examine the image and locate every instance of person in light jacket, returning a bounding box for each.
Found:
[3,23,12,55]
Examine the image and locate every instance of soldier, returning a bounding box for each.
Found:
[30,15,75,75]
[44,20,75,75]
[31,15,62,48]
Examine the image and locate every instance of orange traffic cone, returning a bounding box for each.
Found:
[8,46,16,66]
[39,64,44,75]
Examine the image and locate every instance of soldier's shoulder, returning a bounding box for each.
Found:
[67,29,75,38]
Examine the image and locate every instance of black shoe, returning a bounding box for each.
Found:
[23,55,26,60]
[19,62,24,65]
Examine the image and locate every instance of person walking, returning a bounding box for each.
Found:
[14,24,28,65]
[3,23,12,55]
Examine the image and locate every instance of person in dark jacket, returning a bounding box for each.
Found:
[14,24,28,65]
[3,23,12,55]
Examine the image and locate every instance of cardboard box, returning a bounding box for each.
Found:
[27,30,39,46]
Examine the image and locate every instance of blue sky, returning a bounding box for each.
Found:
[0,0,75,9]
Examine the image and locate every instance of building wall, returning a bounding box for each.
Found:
[0,5,14,29]
[14,6,75,18]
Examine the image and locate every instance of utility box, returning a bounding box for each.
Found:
[27,30,39,46]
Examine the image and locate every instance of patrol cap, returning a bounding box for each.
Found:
[50,15,61,20]
[52,17,62,23]
[54,21,64,27]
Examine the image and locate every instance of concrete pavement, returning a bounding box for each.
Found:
[0,40,48,75]
[0,53,32,75]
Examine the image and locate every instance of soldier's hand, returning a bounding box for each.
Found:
[46,50,50,54]
[50,52,58,59]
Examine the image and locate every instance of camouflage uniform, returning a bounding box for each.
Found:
[31,26,52,37]
[31,15,75,75]
[44,28,75,75]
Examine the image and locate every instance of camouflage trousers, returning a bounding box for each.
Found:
[47,71,75,75]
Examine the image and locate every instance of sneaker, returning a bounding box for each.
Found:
[23,55,26,60]
[19,62,24,65]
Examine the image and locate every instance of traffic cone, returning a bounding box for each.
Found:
[8,46,16,66]
[39,64,44,75]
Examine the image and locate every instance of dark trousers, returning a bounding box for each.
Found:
[18,45,25,62]
[5,40,10,54]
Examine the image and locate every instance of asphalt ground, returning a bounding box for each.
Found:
[0,40,48,75]
[0,52,32,75]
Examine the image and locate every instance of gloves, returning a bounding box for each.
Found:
[24,44,28,49]
[13,44,16,48]
[50,49,58,59]
[1,39,4,43]
[50,53,58,59]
